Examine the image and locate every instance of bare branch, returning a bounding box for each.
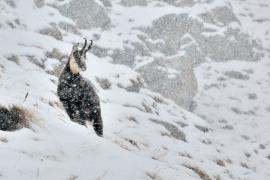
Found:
[23,92,29,103]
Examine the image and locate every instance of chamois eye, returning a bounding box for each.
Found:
[73,51,80,59]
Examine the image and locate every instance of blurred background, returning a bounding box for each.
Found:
[0,0,270,179]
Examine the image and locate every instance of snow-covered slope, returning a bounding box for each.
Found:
[0,0,270,179]
[193,0,270,179]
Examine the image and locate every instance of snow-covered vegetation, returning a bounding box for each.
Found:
[0,0,269,179]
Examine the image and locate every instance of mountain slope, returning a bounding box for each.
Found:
[0,0,270,179]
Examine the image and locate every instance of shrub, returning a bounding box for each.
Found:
[0,105,33,131]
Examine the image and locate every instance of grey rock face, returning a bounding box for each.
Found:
[58,0,111,29]
[224,70,250,80]
[159,0,197,7]
[45,48,67,61]
[137,57,197,110]
[199,6,239,26]
[6,54,19,65]
[194,28,263,62]
[96,77,112,90]
[91,45,109,58]
[100,0,112,7]
[55,0,263,110]
[144,13,192,56]
[145,12,262,63]
[58,21,80,34]
[107,4,262,109]
[121,0,148,7]
[34,0,44,8]
[111,41,151,67]
[5,0,16,8]
[149,118,186,141]
[111,47,136,67]
[39,25,62,40]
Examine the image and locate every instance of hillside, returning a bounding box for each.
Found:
[0,0,270,179]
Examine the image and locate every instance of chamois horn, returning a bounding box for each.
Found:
[85,40,93,52]
[80,38,87,55]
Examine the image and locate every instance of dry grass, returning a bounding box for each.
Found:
[145,172,163,180]
[215,159,226,167]
[178,152,192,159]
[0,136,8,143]
[240,162,250,169]
[184,164,212,180]
[0,105,35,131]
[67,175,78,180]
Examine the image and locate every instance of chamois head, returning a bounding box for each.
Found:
[69,39,93,74]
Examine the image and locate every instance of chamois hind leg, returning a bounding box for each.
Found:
[84,119,103,137]
[93,117,103,137]
[88,106,103,137]
[81,94,103,137]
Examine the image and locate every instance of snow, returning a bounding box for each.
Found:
[1,0,270,179]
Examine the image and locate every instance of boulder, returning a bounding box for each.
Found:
[58,0,111,29]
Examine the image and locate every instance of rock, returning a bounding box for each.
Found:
[39,25,62,40]
[199,6,239,26]
[45,48,67,61]
[150,118,186,141]
[144,12,262,63]
[58,21,80,34]
[121,0,147,7]
[100,0,112,7]
[96,77,112,90]
[248,93,257,100]
[224,70,250,80]
[5,0,16,8]
[34,0,44,8]
[161,0,197,7]
[58,0,111,29]
[137,56,197,110]
[195,125,210,133]
[6,54,19,65]
[117,77,144,93]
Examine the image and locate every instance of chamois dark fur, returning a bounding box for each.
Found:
[57,40,103,137]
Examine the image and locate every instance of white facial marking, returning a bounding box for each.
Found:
[81,55,86,62]
[69,55,80,74]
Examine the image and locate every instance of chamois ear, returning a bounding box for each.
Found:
[72,43,80,52]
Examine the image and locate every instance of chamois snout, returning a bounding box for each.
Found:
[81,66,86,71]
[71,39,93,72]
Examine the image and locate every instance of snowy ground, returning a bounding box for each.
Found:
[0,0,270,179]
[194,0,270,179]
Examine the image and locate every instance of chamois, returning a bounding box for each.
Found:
[57,39,103,137]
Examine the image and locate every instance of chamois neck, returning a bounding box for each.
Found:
[67,55,80,75]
